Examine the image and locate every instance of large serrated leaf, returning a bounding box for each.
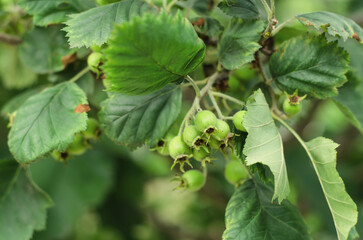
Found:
[270,35,349,99]
[64,0,152,48]
[18,0,95,26]
[217,0,259,19]
[297,11,363,44]
[218,19,264,70]
[303,137,358,240]
[19,26,75,74]
[99,85,181,148]
[8,82,88,164]
[103,11,205,95]
[242,89,289,203]
[0,159,53,240]
[223,179,310,240]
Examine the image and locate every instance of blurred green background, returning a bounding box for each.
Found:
[0,0,363,239]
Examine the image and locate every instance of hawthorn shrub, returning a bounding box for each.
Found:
[0,0,363,239]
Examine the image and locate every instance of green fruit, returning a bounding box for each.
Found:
[87,52,104,74]
[52,150,68,162]
[182,170,205,191]
[83,118,101,139]
[193,147,210,161]
[283,98,301,116]
[169,136,191,159]
[67,133,87,156]
[91,44,102,52]
[214,119,230,141]
[195,110,217,134]
[156,139,169,156]
[207,136,223,149]
[225,161,247,184]
[182,125,204,147]
[233,110,247,132]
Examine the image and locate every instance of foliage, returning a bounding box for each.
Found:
[0,0,362,239]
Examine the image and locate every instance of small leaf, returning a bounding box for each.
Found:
[192,17,224,38]
[223,179,310,240]
[304,137,358,240]
[0,159,53,240]
[19,26,75,74]
[18,0,95,26]
[8,82,88,163]
[243,89,290,203]
[99,85,182,149]
[270,35,349,99]
[297,11,363,44]
[103,11,205,95]
[334,71,363,132]
[64,0,153,48]
[218,19,264,70]
[218,0,259,19]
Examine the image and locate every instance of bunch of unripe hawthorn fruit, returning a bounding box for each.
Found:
[153,110,249,191]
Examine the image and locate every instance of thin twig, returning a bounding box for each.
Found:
[271,16,296,36]
[208,90,224,119]
[185,75,201,97]
[209,91,245,106]
[0,33,22,45]
[69,67,90,83]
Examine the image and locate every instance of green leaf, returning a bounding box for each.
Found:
[270,35,349,99]
[64,0,152,48]
[30,151,114,239]
[242,89,290,203]
[218,0,259,19]
[303,137,358,240]
[99,85,181,149]
[223,179,310,240]
[0,159,53,240]
[103,11,205,95]
[192,17,224,38]
[0,43,37,89]
[19,26,74,74]
[1,86,43,118]
[218,19,264,70]
[18,0,95,26]
[297,11,363,44]
[8,82,88,164]
[334,72,363,132]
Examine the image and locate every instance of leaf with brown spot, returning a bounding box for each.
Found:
[297,11,363,44]
[74,104,91,113]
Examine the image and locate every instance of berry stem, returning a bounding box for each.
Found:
[271,16,296,36]
[185,75,201,98]
[69,67,90,83]
[209,91,245,106]
[208,90,224,119]
[177,72,220,136]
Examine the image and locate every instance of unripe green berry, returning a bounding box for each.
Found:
[283,98,301,116]
[214,119,230,141]
[207,136,225,149]
[67,133,87,156]
[195,110,217,134]
[169,136,191,159]
[82,118,101,139]
[182,125,204,147]
[182,170,205,191]
[233,110,247,132]
[87,52,104,74]
[225,161,247,184]
[193,147,210,161]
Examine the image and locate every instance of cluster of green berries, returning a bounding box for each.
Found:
[52,118,101,162]
[155,110,249,191]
